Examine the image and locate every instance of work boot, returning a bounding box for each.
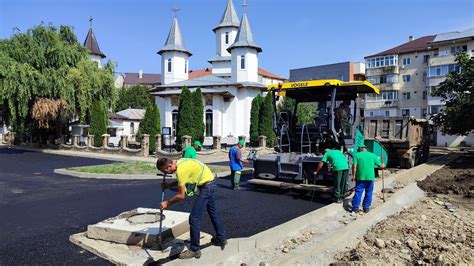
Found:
[211,237,228,247]
[178,249,201,259]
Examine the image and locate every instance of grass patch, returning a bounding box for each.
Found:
[68,162,229,175]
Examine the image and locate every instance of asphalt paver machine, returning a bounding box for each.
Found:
[249,79,387,196]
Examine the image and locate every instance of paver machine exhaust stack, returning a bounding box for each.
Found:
[249,79,388,196]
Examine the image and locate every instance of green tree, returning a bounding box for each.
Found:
[431,52,474,135]
[115,85,154,112]
[0,24,117,142]
[191,88,205,142]
[89,101,108,147]
[259,92,275,147]
[249,94,262,146]
[176,87,194,150]
[137,103,161,154]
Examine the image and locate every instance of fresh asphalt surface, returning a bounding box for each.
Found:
[0,148,326,265]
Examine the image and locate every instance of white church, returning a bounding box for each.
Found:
[149,0,285,142]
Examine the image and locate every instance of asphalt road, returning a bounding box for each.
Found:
[0,148,325,265]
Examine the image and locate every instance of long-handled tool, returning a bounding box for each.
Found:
[381,150,385,203]
[157,173,167,250]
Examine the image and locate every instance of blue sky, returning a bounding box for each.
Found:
[1,0,473,78]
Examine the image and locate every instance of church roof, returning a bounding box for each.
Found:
[208,55,231,63]
[187,67,286,81]
[154,74,233,89]
[213,0,240,32]
[112,108,146,120]
[227,13,262,53]
[158,17,192,56]
[83,28,106,58]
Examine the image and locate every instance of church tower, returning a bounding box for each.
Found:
[158,15,192,85]
[209,0,240,76]
[83,17,106,68]
[228,11,262,83]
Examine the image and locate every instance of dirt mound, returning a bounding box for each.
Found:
[418,155,474,197]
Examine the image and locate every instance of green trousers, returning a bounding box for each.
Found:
[334,170,349,199]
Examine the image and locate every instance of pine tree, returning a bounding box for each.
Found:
[249,94,262,147]
[137,103,161,154]
[89,101,108,147]
[176,86,194,150]
[192,88,205,142]
[259,92,275,147]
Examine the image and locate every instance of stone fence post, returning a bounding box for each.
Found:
[182,135,192,148]
[120,135,128,149]
[87,135,94,147]
[259,135,267,148]
[72,134,80,146]
[213,135,221,150]
[141,134,150,157]
[102,134,110,148]
[155,134,162,152]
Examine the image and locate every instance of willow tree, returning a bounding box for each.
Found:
[0,24,117,143]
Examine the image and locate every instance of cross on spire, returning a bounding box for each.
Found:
[241,0,249,13]
[89,16,93,29]
[171,6,180,18]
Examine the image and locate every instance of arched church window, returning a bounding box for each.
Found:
[172,110,178,136]
[185,60,188,73]
[167,59,172,72]
[225,32,229,44]
[130,122,135,135]
[205,109,213,137]
[240,55,245,69]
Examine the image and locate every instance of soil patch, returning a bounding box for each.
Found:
[418,155,474,198]
[334,153,474,265]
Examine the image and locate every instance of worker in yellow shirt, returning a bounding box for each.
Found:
[157,158,227,259]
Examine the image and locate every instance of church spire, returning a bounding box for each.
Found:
[158,16,192,56]
[83,16,106,58]
[213,0,240,32]
[227,12,262,53]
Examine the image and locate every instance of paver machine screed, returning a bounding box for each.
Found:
[249,79,388,197]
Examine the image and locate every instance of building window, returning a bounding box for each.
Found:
[369,111,374,117]
[185,60,187,74]
[450,45,467,54]
[422,108,427,117]
[366,74,398,84]
[225,32,229,44]
[172,110,178,136]
[402,109,410,116]
[385,111,390,117]
[423,91,427,100]
[366,55,398,69]
[365,91,399,102]
[430,106,440,115]
[167,59,172,72]
[402,92,411,100]
[205,109,213,137]
[130,122,135,135]
[428,64,461,77]
[402,58,411,65]
[240,55,245,69]
[423,55,430,64]
[402,75,411,82]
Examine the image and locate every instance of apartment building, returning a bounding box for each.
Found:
[364,35,436,118]
[364,28,474,146]
[289,61,365,82]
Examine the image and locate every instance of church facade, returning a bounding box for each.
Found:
[149,0,285,142]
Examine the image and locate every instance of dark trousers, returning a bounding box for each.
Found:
[230,170,241,189]
[351,180,374,212]
[334,170,349,199]
[189,180,226,252]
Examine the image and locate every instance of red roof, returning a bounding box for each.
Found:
[188,67,286,80]
[365,35,436,58]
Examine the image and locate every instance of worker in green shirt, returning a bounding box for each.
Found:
[351,145,384,213]
[313,141,349,203]
[182,141,202,159]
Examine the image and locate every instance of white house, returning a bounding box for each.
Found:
[150,0,285,143]
[108,108,145,146]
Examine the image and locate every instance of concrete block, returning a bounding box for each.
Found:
[87,208,189,247]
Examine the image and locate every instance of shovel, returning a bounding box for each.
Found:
[157,173,167,250]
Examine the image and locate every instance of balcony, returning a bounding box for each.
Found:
[427,76,446,87]
[366,65,399,76]
[429,54,456,66]
[377,83,401,91]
